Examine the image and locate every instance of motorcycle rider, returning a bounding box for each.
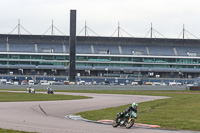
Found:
[46,86,53,94]
[27,87,31,93]
[47,86,50,92]
[27,86,35,93]
[119,102,138,118]
[113,102,138,128]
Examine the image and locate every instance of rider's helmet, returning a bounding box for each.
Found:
[132,102,138,109]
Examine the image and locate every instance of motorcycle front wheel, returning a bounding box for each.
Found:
[125,117,135,129]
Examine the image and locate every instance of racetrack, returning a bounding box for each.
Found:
[0,91,193,133]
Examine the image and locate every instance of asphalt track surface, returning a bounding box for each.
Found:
[0,91,197,133]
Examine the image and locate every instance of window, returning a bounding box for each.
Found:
[0,61,7,65]
[42,55,53,60]
[31,55,41,60]
[10,55,20,59]
[54,56,65,60]
[0,54,8,59]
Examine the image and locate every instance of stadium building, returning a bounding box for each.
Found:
[0,34,200,80]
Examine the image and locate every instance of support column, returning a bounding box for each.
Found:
[35,43,38,53]
[6,37,9,52]
[69,10,76,82]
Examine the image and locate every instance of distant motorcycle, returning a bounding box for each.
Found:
[27,87,35,93]
[112,111,137,129]
[47,87,54,94]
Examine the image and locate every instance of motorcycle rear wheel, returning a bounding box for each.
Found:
[112,117,120,127]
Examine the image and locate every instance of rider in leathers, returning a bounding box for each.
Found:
[119,102,138,117]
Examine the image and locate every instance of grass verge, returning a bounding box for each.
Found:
[0,91,90,102]
[0,128,36,133]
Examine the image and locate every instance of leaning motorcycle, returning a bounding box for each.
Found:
[112,111,137,129]
[47,89,54,94]
[27,87,35,93]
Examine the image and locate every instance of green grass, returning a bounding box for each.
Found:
[70,90,200,131]
[0,91,90,102]
[0,128,36,133]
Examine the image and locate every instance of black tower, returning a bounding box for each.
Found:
[69,10,76,82]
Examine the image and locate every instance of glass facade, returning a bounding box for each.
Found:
[0,53,200,69]
[76,56,200,69]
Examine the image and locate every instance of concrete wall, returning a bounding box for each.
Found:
[0,85,187,91]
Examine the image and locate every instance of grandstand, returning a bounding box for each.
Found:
[0,34,200,79]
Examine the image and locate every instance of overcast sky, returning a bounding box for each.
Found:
[1,0,200,39]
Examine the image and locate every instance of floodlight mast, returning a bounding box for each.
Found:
[69,10,77,82]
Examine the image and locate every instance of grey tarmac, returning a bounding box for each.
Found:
[0,91,197,133]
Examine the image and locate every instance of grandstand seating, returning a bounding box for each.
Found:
[9,43,35,52]
[121,45,147,55]
[93,44,120,55]
[5,42,200,57]
[0,43,7,52]
[148,46,175,56]
[76,44,91,54]
[65,44,69,53]
[175,46,200,56]
[37,43,63,53]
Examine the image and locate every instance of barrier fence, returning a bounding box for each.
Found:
[0,85,188,91]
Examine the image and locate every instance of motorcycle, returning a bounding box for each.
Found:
[47,88,54,94]
[112,111,137,129]
[27,87,35,93]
